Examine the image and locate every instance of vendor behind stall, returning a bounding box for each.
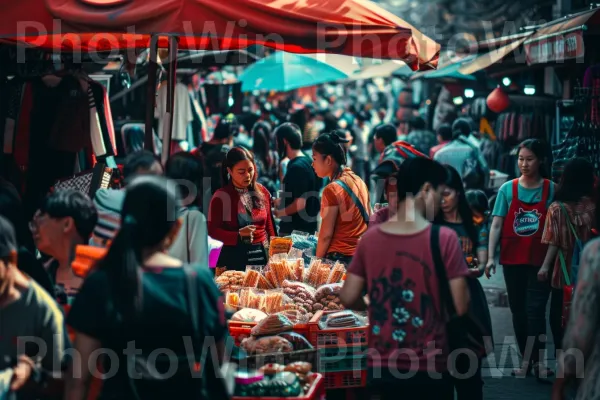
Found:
[208,147,277,272]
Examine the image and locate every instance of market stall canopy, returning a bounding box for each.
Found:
[523,6,600,65]
[239,51,354,92]
[350,60,412,80]
[458,35,531,75]
[0,0,440,70]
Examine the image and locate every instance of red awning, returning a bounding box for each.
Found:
[0,0,440,70]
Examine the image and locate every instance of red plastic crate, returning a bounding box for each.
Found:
[308,311,369,348]
[229,326,252,346]
[322,370,367,390]
[232,373,325,400]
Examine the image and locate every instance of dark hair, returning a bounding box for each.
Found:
[518,138,549,178]
[465,189,490,215]
[373,124,397,147]
[0,184,35,252]
[437,123,453,141]
[555,158,595,203]
[434,166,479,247]
[395,157,448,203]
[165,152,204,209]
[312,130,349,167]
[222,147,264,208]
[123,150,161,181]
[214,114,240,140]
[252,122,273,170]
[275,123,303,152]
[97,175,180,317]
[409,116,426,131]
[40,190,98,240]
[451,118,471,140]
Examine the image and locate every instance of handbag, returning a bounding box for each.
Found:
[430,225,492,357]
[126,266,231,400]
[52,162,113,198]
[557,202,584,328]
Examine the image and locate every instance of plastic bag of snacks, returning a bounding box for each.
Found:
[269,237,293,257]
[320,310,365,329]
[263,289,285,314]
[315,283,344,311]
[282,280,316,319]
[288,258,305,282]
[243,265,263,288]
[231,308,268,323]
[277,332,313,350]
[267,259,294,288]
[256,271,274,290]
[215,270,245,291]
[240,288,265,309]
[304,258,332,288]
[327,261,346,284]
[241,335,293,355]
[225,290,240,308]
[251,313,293,337]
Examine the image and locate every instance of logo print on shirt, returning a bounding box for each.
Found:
[513,208,542,237]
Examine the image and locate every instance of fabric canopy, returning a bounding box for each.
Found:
[0,0,440,70]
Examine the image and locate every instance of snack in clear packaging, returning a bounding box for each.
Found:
[304,258,322,287]
[269,237,293,257]
[256,273,273,290]
[231,308,268,322]
[264,289,284,314]
[284,361,313,375]
[226,290,240,307]
[268,260,293,288]
[327,262,346,284]
[215,270,245,292]
[240,288,265,309]
[277,332,313,351]
[289,258,305,282]
[315,283,343,311]
[320,310,365,329]
[259,363,285,376]
[243,266,261,288]
[251,313,293,336]
[241,336,293,354]
[282,280,316,318]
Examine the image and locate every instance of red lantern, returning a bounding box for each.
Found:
[487,86,510,113]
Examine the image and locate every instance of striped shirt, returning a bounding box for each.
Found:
[89,188,125,247]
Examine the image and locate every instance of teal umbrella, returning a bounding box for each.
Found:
[412,56,476,81]
[239,51,357,92]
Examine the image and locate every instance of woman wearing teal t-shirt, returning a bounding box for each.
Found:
[486,139,555,380]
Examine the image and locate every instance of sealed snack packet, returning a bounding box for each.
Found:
[240,288,265,309]
[251,313,294,337]
[264,289,285,314]
[269,237,293,257]
[327,262,346,284]
[243,266,262,288]
[225,290,240,308]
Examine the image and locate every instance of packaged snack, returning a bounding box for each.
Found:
[215,270,245,291]
[277,309,309,325]
[243,266,261,288]
[251,313,293,336]
[289,258,305,282]
[320,310,365,329]
[241,335,293,355]
[268,260,293,288]
[231,308,268,322]
[240,288,265,309]
[259,363,285,376]
[327,262,346,284]
[269,237,293,257]
[277,332,313,351]
[226,290,240,307]
[265,270,277,288]
[315,283,344,311]
[284,361,313,375]
[304,258,322,287]
[282,280,316,318]
[264,289,284,314]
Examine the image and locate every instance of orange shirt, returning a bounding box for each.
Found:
[321,168,370,256]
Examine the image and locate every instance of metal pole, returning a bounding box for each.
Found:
[144,35,159,151]
[162,36,179,164]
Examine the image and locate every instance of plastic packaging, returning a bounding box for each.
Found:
[241,335,293,354]
[242,266,261,288]
[263,289,284,314]
[327,262,346,284]
[282,280,316,319]
[277,332,313,351]
[320,310,366,329]
[304,258,332,288]
[315,283,343,311]
[269,237,293,257]
[251,313,294,337]
[239,288,265,309]
[289,258,305,282]
[231,308,268,323]
[225,290,240,308]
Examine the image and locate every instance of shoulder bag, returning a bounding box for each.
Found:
[333,179,369,226]
[558,202,584,328]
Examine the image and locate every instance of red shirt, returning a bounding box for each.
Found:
[348,225,469,373]
[208,182,276,246]
[429,141,449,158]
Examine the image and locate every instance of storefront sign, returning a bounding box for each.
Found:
[525,30,585,65]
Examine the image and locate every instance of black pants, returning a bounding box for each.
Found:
[549,288,564,353]
[452,353,483,400]
[368,370,453,400]
[503,265,551,364]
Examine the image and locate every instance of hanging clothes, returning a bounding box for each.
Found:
[155,81,193,142]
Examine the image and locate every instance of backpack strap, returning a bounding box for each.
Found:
[558,202,580,241]
[333,180,369,226]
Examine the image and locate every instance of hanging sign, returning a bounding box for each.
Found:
[525,30,585,65]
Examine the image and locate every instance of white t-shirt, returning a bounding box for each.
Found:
[155,82,193,141]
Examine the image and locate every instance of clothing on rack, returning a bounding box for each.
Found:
[494,111,550,143]
[155,81,193,142]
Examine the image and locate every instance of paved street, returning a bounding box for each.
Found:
[481,264,554,400]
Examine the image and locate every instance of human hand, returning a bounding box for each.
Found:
[485,260,496,279]
[239,225,256,241]
[10,356,34,391]
[273,198,282,208]
[469,266,485,278]
[538,266,550,282]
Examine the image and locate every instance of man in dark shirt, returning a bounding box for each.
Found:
[273,123,320,235]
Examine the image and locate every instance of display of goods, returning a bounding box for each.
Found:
[327,262,346,284]
[264,289,285,314]
[321,311,365,329]
[241,335,294,355]
[251,313,294,337]
[226,291,240,308]
[243,267,261,288]
[278,332,313,351]
[278,309,309,325]
[304,258,332,288]
[269,237,293,257]
[258,363,286,376]
[315,283,343,311]
[268,260,294,288]
[282,280,316,320]
[240,288,265,310]
[215,270,245,291]
[231,308,268,323]
[288,258,305,282]
[257,272,274,290]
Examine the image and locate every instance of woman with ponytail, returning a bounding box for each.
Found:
[208,146,276,272]
[312,130,371,264]
[65,175,228,400]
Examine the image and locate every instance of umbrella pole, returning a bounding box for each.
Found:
[144,35,159,151]
[162,36,179,164]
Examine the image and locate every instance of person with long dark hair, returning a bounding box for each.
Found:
[208,146,276,272]
[486,138,556,379]
[65,175,227,400]
[252,121,279,195]
[312,131,370,264]
[434,166,492,400]
[540,157,596,356]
